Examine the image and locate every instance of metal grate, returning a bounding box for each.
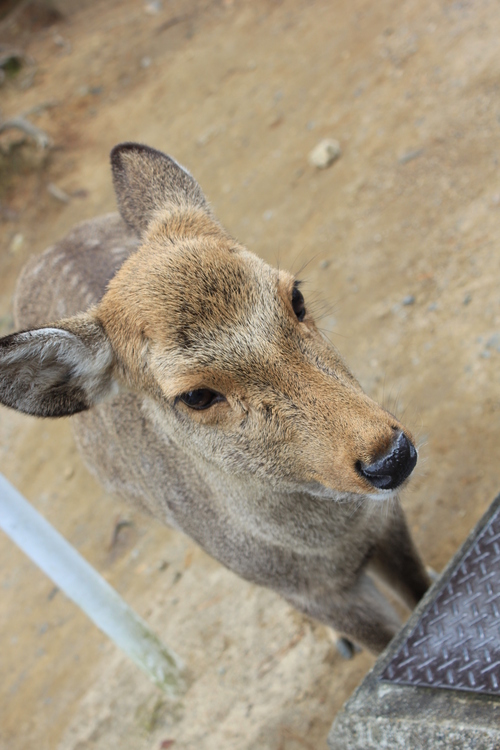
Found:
[381,502,500,695]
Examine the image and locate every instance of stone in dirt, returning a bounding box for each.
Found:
[308,139,341,169]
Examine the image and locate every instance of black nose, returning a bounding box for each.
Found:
[357,431,417,491]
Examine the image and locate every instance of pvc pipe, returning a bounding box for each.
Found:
[0,473,185,695]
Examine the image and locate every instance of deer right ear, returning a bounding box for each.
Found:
[110,142,209,235]
[0,316,118,418]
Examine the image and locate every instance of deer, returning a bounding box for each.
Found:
[0,143,431,657]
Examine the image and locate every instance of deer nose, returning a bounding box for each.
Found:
[357,431,417,491]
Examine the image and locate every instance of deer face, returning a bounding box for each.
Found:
[98,208,416,497]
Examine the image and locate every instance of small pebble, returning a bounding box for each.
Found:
[402,295,415,306]
[308,139,341,169]
[144,0,162,14]
[263,210,274,221]
[320,259,330,269]
[53,34,69,49]
[9,233,24,254]
[399,148,424,164]
[480,350,492,359]
[47,183,71,203]
[463,293,472,305]
[140,56,152,69]
[428,302,438,311]
[63,466,75,480]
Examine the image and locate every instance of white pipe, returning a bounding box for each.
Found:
[0,473,185,695]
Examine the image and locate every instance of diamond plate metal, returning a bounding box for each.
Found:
[381,500,500,696]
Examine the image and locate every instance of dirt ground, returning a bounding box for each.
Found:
[0,0,499,748]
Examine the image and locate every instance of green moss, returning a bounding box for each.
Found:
[1,56,23,77]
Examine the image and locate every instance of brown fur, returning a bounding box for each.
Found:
[0,143,430,654]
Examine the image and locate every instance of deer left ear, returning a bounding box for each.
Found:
[0,315,117,418]
[110,142,209,235]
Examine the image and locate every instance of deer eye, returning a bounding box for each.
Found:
[292,284,306,321]
[179,389,225,410]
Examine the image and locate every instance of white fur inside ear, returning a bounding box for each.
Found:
[40,327,115,396]
[0,325,118,417]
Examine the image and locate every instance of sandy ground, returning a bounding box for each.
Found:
[0,0,500,748]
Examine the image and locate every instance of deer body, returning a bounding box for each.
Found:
[1,144,430,654]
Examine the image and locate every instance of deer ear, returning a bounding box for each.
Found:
[0,315,117,418]
[110,142,208,234]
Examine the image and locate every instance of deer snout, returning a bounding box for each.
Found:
[356,431,417,491]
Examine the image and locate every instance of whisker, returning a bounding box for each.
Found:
[289,249,329,277]
[317,328,349,341]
